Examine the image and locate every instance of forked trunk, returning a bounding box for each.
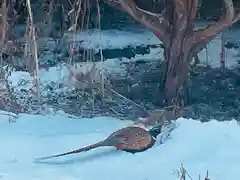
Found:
[163,37,191,106]
[104,0,240,107]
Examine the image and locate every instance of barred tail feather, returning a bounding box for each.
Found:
[36,141,105,161]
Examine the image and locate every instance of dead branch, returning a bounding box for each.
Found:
[180,164,186,180]
[192,0,239,46]
[107,86,149,116]
[180,164,204,180]
[0,111,18,118]
[135,6,163,19]
[26,0,40,99]
[104,0,170,44]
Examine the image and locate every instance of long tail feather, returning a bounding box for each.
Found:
[36,140,105,161]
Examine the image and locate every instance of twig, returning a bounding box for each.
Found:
[109,107,122,116]
[25,0,40,100]
[180,164,186,180]
[185,170,194,180]
[68,0,83,66]
[220,32,226,71]
[107,87,149,116]
[136,6,163,19]
[205,170,210,180]
[108,0,164,19]
[96,0,105,99]
[180,164,193,180]
[0,111,18,118]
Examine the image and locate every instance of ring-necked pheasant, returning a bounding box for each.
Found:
[37,126,161,160]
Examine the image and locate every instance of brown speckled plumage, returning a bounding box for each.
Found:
[37,126,161,160]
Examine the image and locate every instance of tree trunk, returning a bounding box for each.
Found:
[163,37,191,106]
[104,0,240,107]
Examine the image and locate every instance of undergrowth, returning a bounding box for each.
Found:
[0,0,167,121]
[0,0,109,114]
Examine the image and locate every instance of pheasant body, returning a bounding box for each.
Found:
[105,126,156,153]
[37,126,161,160]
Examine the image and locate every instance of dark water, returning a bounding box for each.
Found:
[3,23,240,122]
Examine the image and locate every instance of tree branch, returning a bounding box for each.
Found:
[135,6,163,19]
[188,0,200,22]
[103,0,124,12]
[192,0,235,45]
[104,0,170,45]
[232,11,240,24]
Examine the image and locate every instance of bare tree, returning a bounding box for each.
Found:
[104,0,240,106]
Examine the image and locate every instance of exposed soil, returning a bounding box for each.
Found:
[2,35,240,122]
[16,59,240,122]
[103,59,240,122]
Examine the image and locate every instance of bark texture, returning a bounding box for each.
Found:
[104,0,240,106]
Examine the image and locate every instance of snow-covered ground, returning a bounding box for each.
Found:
[2,21,240,180]
[0,112,239,180]
[7,25,240,93]
[64,25,240,68]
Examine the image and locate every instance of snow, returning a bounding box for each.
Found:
[64,24,240,69]
[0,112,240,180]
[7,71,34,92]
[198,33,240,68]
[7,21,240,92]
[63,29,160,49]
[2,21,240,179]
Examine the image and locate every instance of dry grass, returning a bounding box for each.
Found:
[0,0,186,123]
[0,0,93,113]
[25,0,40,100]
[177,164,211,180]
[0,0,149,118]
[0,2,223,178]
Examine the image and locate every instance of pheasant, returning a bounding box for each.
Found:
[37,126,161,160]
